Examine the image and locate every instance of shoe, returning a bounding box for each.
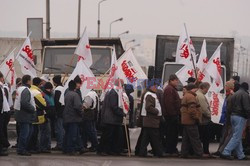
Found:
[12,144,18,149]
[40,150,51,153]
[88,147,97,152]
[52,146,62,151]
[239,157,248,160]
[79,148,88,155]
[212,151,220,156]
[0,151,8,156]
[17,152,32,156]
[220,154,233,160]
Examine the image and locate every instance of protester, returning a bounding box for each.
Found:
[40,74,50,90]
[82,90,99,152]
[221,82,250,160]
[139,79,163,157]
[14,75,36,156]
[196,82,212,156]
[163,74,181,155]
[52,75,65,151]
[124,84,135,128]
[98,81,125,156]
[63,80,84,155]
[180,83,203,158]
[74,76,83,101]
[28,77,47,153]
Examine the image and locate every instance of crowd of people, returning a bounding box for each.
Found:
[0,71,249,160]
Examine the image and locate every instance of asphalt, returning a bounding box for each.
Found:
[1,128,249,166]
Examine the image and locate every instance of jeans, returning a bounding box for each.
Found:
[222,115,247,159]
[17,123,33,153]
[54,118,64,148]
[64,123,83,153]
[82,120,98,149]
[40,120,51,151]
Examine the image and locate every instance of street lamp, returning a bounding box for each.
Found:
[124,39,135,49]
[97,0,107,38]
[109,17,123,37]
[118,30,129,37]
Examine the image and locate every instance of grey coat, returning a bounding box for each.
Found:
[15,87,36,123]
[63,90,83,123]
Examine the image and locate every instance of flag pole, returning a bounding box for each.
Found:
[62,27,87,83]
[183,23,197,80]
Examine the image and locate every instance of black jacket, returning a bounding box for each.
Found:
[0,86,3,112]
[63,90,83,123]
[54,86,64,118]
[101,89,125,125]
[231,88,250,119]
[15,85,36,123]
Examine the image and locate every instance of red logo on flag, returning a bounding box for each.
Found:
[187,70,193,77]
[22,45,33,61]
[203,58,208,64]
[86,44,90,49]
[210,92,219,116]
[213,58,222,75]
[180,44,190,59]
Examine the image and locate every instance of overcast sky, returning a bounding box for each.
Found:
[0,0,250,38]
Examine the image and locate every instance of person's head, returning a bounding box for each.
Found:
[186,77,196,84]
[199,82,210,94]
[186,83,198,93]
[68,80,76,91]
[16,77,22,88]
[40,74,50,87]
[52,75,62,86]
[22,75,32,86]
[33,77,42,88]
[225,81,234,92]
[0,72,4,83]
[44,82,53,93]
[147,78,158,92]
[241,82,249,91]
[168,74,179,88]
[74,75,82,89]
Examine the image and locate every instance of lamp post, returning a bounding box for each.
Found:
[124,39,135,49]
[118,30,129,37]
[97,0,107,38]
[77,0,81,38]
[109,17,123,37]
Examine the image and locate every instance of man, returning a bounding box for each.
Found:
[0,72,10,156]
[82,90,99,152]
[221,82,250,160]
[163,74,181,155]
[52,75,64,151]
[139,79,163,157]
[181,83,203,158]
[14,75,36,156]
[98,81,125,155]
[196,82,211,156]
[63,80,84,155]
[74,76,83,102]
[28,77,47,153]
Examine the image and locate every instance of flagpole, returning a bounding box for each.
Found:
[62,27,87,83]
[183,23,197,80]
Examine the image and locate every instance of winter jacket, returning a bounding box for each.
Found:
[231,88,250,119]
[30,85,47,118]
[181,91,202,125]
[196,89,211,125]
[54,85,64,118]
[163,84,181,117]
[83,91,99,121]
[43,90,56,120]
[101,89,125,126]
[219,92,233,124]
[63,90,83,123]
[15,85,36,123]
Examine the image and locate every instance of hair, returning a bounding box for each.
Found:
[199,82,210,90]
[169,74,178,82]
[32,77,42,86]
[0,71,3,78]
[241,82,249,91]
[22,75,31,85]
[68,80,76,91]
[52,75,62,85]
[74,75,82,84]
[225,81,234,90]
[44,82,53,90]
[186,83,197,91]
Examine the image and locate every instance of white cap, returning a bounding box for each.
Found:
[40,74,50,82]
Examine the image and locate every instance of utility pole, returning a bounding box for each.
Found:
[46,0,50,39]
[77,0,81,38]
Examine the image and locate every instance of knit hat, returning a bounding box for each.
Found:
[52,75,62,85]
[44,82,53,90]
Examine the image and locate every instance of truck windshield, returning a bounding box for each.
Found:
[42,47,112,75]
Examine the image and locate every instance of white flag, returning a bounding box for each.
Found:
[175,24,196,68]
[175,66,194,86]
[117,49,147,85]
[59,58,95,105]
[16,36,37,77]
[207,91,224,124]
[205,43,223,93]
[0,49,17,94]
[74,28,93,67]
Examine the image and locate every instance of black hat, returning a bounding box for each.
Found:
[44,82,53,90]
[52,75,62,85]
[186,83,197,91]
[186,77,196,83]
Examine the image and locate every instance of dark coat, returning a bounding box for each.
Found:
[15,86,36,123]
[54,86,64,118]
[63,90,83,123]
[163,84,181,117]
[101,89,125,125]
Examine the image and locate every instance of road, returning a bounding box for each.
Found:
[1,128,249,166]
